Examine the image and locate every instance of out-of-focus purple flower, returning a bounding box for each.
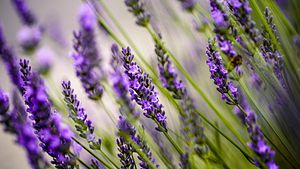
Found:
[226,0,261,44]
[117,116,158,168]
[0,89,14,133]
[178,0,198,12]
[111,44,139,118]
[179,153,190,169]
[0,26,23,93]
[11,0,36,26]
[36,47,54,75]
[72,3,104,100]
[124,0,150,26]
[155,37,207,156]
[17,25,42,52]
[261,8,286,89]
[235,95,278,169]
[121,46,167,132]
[0,89,49,169]
[78,3,97,31]
[19,59,77,168]
[206,40,238,105]
[62,80,102,150]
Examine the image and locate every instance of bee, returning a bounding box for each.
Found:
[227,55,242,72]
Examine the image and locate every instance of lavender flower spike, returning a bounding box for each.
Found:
[111,44,139,118]
[155,37,207,156]
[4,90,49,169]
[20,59,77,168]
[235,96,278,169]
[72,3,104,100]
[62,80,102,150]
[12,0,42,51]
[0,26,23,93]
[226,0,261,44]
[124,0,150,26]
[11,0,36,26]
[121,46,167,132]
[206,40,238,105]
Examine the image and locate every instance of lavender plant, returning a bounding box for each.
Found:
[1,0,300,169]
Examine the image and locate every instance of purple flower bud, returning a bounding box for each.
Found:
[0,89,9,115]
[178,0,198,12]
[124,0,150,26]
[36,47,54,75]
[17,25,42,51]
[78,3,97,31]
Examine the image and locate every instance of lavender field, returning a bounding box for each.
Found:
[1,0,300,169]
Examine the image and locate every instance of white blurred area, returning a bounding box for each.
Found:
[0,0,154,168]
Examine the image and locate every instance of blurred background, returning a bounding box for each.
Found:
[1,0,299,168]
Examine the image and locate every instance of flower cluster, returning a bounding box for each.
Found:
[206,40,238,105]
[19,59,77,168]
[72,3,104,100]
[111,44,139,118]
[124,0,150,26]
[62,80,102,150]
[121,46,167,132]
[226,0,261,44]
[210,0,238,59]
[11,0,36,26]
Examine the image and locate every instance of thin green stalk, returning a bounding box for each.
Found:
[99,149,119,168]
[72,137,114,169]
[153,118,184,155]
[77,156,93,169]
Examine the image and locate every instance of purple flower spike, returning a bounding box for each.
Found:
[17,25,42,52]
[111,44,139,118]
[36,47,54,75]
[206,40,238,105]
[0,26,23,93]
[0,89,49,169]
[121,46,167,132]
[62,80,102,150]
[226,0,261,44]
[11,0,36,26]
[155,36,207,156]
[72,3,104,100]
[124,0,150,26]
[19,59,77,168]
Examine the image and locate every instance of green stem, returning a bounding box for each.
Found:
[77,157,93,169]
[72,137,114,169]
[99,149,119,168]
